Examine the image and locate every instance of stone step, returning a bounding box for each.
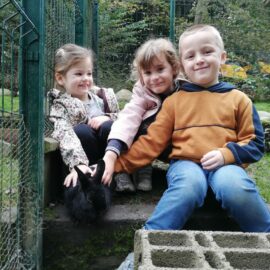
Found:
[45,190,240,230]
[43,194,240,270]
[43,166,268,269]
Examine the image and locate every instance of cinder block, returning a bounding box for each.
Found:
[134,229,270,269]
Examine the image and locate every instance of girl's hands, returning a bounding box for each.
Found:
[88,115,110,130]
[201,150,224,170]
[64,164,92,187]
[101,151,118,186]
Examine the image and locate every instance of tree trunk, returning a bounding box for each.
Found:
[194,0,210,24]
[263,0,270,6]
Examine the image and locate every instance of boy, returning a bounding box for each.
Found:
[113,23,270,270]
[104,24,270,233]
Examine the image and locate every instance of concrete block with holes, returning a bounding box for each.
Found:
[134,229,270,270]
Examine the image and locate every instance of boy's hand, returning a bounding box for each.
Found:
[102,151,118,186]
[201,150,224,170]
[88,116,110,130]
[64,164,92,187]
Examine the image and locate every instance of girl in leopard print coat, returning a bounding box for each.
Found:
[48,44,119,187]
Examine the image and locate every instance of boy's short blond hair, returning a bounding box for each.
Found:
[132,38,180,81]
[179,24,224,57]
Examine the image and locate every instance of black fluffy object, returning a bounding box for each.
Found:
[64,160,111,223]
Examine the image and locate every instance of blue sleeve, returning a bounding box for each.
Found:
[106,139,128,156]
[227,105,264,164]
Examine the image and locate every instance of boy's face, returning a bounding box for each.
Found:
[55,57,93,101]
[140,53,175,95]
[180,31,226,88]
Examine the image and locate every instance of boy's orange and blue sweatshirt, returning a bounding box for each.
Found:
[115,82,264,173]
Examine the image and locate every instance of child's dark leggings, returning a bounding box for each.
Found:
[74,120,113,165]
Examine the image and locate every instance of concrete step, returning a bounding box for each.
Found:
[43,165,240,231]
[43,166,269,269]
[43,194,240,270]
[44,189,240,228]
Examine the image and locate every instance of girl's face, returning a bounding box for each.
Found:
[55,57,93,101]
[140,53,175,95]
[180,31,226,88]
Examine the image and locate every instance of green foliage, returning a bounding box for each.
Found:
[247,153,270,203]
[97,0,269,97]
[176,0,270,64]
[1,157,19,208]
[224,74,270,101]
[174,0,270,100]
[98,0,170,90]
[0,2,20,91]
[0,96,19,112]
[43,225,141,270]
[254,102,270,112]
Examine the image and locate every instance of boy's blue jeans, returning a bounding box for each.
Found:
[144,160,270,232]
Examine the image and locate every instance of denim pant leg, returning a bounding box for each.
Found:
[208,165,270,232]
[144,160,208,230]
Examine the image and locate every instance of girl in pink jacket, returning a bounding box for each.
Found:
[103,38,183,192]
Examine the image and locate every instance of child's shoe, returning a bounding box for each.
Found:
[133,165,152,191]
[114,172,136,193]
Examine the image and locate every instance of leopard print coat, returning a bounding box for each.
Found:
[48,86,119,170]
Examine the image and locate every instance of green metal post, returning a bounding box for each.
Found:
[169,0,175,43]
[76,0,88,46]
[20,0,44,269]
[92,0,99,83]
[76,0,98,80]
[92,0,99,57]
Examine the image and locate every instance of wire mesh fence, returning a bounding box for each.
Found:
[44,0,94,137]
[0,115,38,270]
[0,1,39,269]
[1,0,93,269]
[44,0,83,96]
[44,0,83,136]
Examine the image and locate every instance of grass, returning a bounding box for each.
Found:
[0,96,19,112]
[0,94,269,113]
[1,157,19,208]
[254,101,270,112]
[43,224,140,270]
[247,153,270,203]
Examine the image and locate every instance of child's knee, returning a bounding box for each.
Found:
[211,168,257,207]
[166,166,207,205]
[74,124,95,140]
[167,160,206,188]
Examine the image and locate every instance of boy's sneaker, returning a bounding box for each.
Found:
[133,165,152,191]
[117,252,134,270]
[114,173,136,193]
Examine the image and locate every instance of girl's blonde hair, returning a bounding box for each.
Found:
[54,43,93,90]
[132,38,180,81]
[179,24,224,58]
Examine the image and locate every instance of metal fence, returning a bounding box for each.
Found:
[0,1,93,269]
